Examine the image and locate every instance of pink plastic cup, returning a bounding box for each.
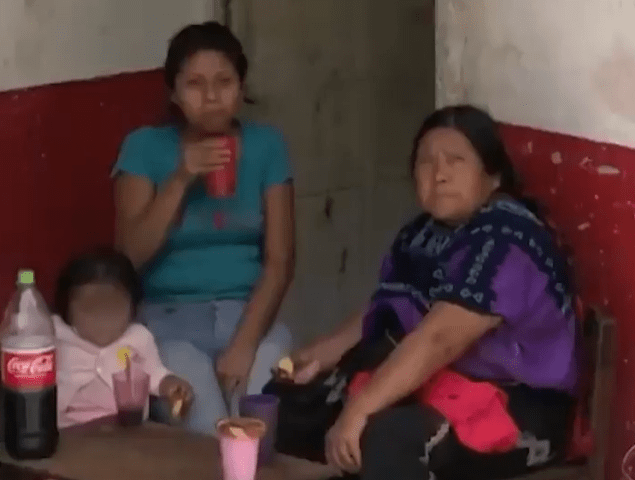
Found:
[217,417,266,480]
[239,394,279,466]
[112,369,150,427]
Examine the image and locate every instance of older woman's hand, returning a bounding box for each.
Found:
[282,310,365,384]
[325,402,368,473]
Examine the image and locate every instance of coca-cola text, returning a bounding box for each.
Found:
[2,348,56,390]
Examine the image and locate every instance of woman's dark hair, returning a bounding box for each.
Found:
[410,105,522,198]
[164,21,248,89]
[55,248,142,325]
[411,104,545,218]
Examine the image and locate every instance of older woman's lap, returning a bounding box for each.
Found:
[361,385,573,480]
[139,299,292,433]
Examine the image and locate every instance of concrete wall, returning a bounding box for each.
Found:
[436,0,635,148]
[0,0,216,90]
[230,0,435,342]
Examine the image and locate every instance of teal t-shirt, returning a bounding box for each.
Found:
[113,121,292,303]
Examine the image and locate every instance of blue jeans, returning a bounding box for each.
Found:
[139,299,292,434]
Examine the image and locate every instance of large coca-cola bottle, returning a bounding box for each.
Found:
[1,269,58,459]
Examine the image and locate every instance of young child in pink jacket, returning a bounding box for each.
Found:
[53,248,193,428]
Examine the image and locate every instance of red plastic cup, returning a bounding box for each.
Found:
[112,369,150,427]
[205,135,237,197]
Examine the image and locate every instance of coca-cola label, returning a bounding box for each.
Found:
[1,347,56,390]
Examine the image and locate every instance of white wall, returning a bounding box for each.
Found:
[436,0,635,148]
[0,0,216,91]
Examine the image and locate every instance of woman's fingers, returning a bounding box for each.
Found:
[215,367,232,394]
[336,442,351,471]
[326,430,359,473]
[199,138,232,149]
[293,359,321,384]
[201,148,232,165]
[325,433,340,470]
[223,376,240,395]
[348,437,362,471]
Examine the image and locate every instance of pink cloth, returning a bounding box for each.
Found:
[348,369,520,454]
[53,315,171,428]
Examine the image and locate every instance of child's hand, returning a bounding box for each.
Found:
[159,375,193,419]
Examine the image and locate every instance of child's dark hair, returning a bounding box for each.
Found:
[55,248,142,324]
[164,21,248,89]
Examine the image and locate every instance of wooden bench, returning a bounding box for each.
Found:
[505,307,616,480]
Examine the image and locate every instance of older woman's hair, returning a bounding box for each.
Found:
[409,105,522,199]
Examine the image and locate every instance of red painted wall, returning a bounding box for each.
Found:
[0,70,165,308]
[1,71,634,478]
[500,124,635,479]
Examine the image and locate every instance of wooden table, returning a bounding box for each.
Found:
[0,420,337,480]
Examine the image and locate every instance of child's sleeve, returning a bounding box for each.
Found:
[133,325,172,396]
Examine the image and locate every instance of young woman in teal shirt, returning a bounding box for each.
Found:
[112,22,295,433]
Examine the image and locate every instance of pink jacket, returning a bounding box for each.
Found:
[54,315,171,428]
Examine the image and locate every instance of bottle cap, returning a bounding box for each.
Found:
[17,269,34,285]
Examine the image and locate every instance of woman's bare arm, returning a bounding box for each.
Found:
[231,182,296,348]
[114,172,190,268]
[321,309,364,361]
[350,301,501,416]
[299,309,365,371]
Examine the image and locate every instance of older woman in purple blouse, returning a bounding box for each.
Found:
[285,106,581,480]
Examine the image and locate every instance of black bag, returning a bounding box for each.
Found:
[263,370,345,463]
[263,320,404,463]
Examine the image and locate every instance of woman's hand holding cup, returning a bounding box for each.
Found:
[177,136,233,182]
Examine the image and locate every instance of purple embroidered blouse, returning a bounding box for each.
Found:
[362,198,581,395]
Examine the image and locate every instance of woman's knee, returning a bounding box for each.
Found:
[159,340,215,379]
[362,405,445,455]
[363,407,410,451]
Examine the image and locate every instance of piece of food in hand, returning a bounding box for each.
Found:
[172,398,184,418]
[169,387,190,419]
[277,357,294,377]
[293,359,321,384]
